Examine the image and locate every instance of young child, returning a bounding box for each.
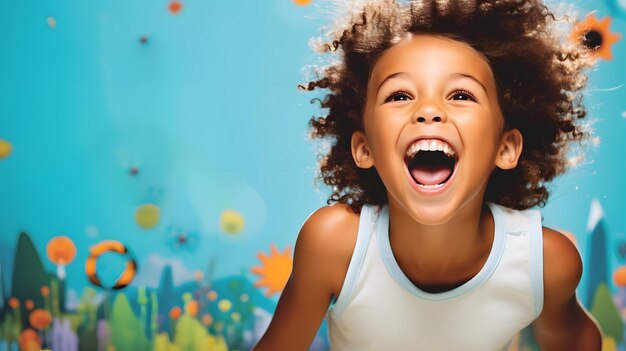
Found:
[255,0,602,350]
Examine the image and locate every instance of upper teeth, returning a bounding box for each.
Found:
[406,139,456,158]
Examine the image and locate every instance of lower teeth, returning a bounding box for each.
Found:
[417,183,444,189]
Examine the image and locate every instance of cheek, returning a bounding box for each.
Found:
[459,121,501,158]
[458,111,502,139]
[368,119,401,152]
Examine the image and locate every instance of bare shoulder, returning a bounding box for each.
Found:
[252,204,363,350]
[296,203,361,296]
[300,203,360,240]
[531,229,602,350]
[541,227,583,300]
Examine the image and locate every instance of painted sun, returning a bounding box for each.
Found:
[251,244,293,297]
[571,13,621,60]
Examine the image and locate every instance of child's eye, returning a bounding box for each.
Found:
[384,90,413,103]
[449,90,478,102]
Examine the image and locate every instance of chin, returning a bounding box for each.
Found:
[401,199,461,226]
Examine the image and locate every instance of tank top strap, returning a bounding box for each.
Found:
[329,204,379,319]
[528,208,544,317]
[487,202,544,317]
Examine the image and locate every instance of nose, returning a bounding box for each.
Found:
[416,115,444,123]
[413,104,447,124]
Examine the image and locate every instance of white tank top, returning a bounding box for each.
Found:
[327,202,544,351]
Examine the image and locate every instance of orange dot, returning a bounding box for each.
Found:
[614,266,626,286]
[25,299,34,311]
[8,297,19,309]
[40,286,50,297]
[201,314,213,326]
[0,139,12,159]
[169,306,182,320]
[47,17,57,29]
[169,0,183,14]
[29,309,52,330]
[186,300,198,317]
[19,329,40,351]
[293,0,311,5]
[207,290,218,301]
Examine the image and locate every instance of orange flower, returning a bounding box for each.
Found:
[29,309,52,330]
[168,0,183,14]
[614,266,626,287]
[169,306,182,320]
[571,14,621,60]
[185,300,198,317]
[46,236,77,265]
[19,329,40,351]
[201,314,213,326]
[25,299,35,311]
[40,286,50,297]
[8,297,19,309]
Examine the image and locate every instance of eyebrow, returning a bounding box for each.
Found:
[375,71,489,96]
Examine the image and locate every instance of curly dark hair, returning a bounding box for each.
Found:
[300,0,595,212]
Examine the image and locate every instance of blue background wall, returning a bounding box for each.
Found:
[0,0,625,350]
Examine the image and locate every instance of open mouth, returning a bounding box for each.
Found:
[404,139,459,189]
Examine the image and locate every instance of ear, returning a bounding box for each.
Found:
[351,131,374,169]
[495,128,523,170]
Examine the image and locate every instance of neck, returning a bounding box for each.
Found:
[386,198,493,279]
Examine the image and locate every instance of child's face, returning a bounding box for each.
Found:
[352,34,522,224]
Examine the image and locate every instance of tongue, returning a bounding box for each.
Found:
[410,165,452,185]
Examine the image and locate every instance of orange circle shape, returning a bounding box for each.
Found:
[186,300,198,317]
[19,329,40,351]
[169,0,183,14]
[46,236,77,265]
[614,266,626,286]
[29,309,52,330]
[169,306,182,320]
[8,297,19,309]
[85,240,137,290]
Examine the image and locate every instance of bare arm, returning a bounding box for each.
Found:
[531,227,602,350]
[253,204,359,351]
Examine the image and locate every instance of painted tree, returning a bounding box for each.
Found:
[590,283,623,344]
[585,199,608,308]
[1,313,19,351]
[173,315,227,351]
[158,265,176,338]
[110,294,149,351]
[150,291,159,339]
[137,286,150,337]
[11,233,51,325]
[77,290,99,351]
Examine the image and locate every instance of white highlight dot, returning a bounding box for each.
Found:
[47,17,57,29]
[86,225,99,238]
